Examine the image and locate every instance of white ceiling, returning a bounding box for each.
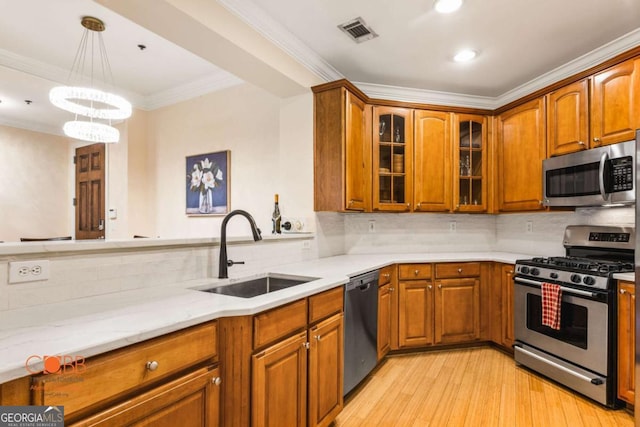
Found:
[1,0,640,135]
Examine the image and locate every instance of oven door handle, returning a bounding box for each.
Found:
[514,277,597,298]
[514,344,605,385]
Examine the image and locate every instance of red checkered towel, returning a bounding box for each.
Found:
[541,283,562,330]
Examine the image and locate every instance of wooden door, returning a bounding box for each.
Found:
[617,281,635,404]
[496,97,546,212]
[377,283,392,360]
[75,143,105,239]
[72,366,221,427]
[434,278,480,344]
[398,280,433,348]
[413,110,452,212]
[252,331,307,427]
[308,313,343,427]
[591,58,640,147]
[372,106,413,212]
[546,79,589,156]
[344,91,370,211]
[501,265,515,349]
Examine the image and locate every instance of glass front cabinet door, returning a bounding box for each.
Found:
[453,114,487,212]
[373,107,413,211]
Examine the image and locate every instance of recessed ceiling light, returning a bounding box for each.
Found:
[434,0,463,14]
[454,49,476,62]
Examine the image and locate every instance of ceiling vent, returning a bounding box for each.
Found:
[338,17,378,43]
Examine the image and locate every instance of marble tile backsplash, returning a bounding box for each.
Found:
[0,238,319,311]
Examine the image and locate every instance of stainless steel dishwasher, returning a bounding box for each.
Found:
[343,270,379,395]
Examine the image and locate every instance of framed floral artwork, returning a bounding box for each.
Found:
[186,150,230,215]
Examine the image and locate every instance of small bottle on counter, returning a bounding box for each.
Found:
[272,194,281,234]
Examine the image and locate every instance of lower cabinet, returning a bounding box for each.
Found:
[617,280,635,405]
[251,290,344,427]
[72,366,221,427]
[377,264,396,358]
[397,263,481,348]
[491,263,515,350]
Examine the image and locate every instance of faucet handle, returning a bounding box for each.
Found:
[227,260,245,267]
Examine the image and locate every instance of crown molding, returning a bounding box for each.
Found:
[142,73,244,110]
[0,116,64,137]
[217,0,343,82]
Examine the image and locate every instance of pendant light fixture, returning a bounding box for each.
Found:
[49,16,131,143]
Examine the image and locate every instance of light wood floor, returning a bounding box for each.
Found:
[334,347,634,427]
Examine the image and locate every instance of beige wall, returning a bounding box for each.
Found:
[147,83,315,239]
[0,125,71,242]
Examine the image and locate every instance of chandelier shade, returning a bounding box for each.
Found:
[63,121,120,144]
[50,16,131,143]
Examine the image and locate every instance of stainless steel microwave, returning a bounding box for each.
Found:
[542,140,635,207]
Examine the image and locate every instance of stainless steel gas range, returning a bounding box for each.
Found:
[513,225,635,407]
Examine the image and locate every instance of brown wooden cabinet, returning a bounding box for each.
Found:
[32,321,219,425]
[490,263,515,350]
[617,280,635,405]
[591,58,640,148]
[373,106,413,211]
[377,265,395,359]
[453,114,488,212]
[252,331,308,427]
[496,97,546,212]
[72,366,221,427]
[251,289,344,427]
[434,278,480,344]
[413,110,452,212]
[314,83,371,212]
[546,79,589,156]
[398,278,434,348]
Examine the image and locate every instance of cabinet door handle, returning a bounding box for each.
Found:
[315,335,321,341]
[620,289,627,294]
[593,137,601,146]
[303,342,310,349]
[389,287,394,291]
[438,284,442,289]
[428,285,433,290]
[383,273,390,279]
[416,202,422,210]
[508,270,514,274]
[348,199,354,207]
[146,361,159,371]
[212,377,222,386]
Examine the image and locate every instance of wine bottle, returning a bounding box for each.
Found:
[272,194,281,234]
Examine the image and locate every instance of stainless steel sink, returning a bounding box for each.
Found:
[197,273,319,298]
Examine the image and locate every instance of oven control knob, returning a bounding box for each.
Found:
[520,266,530,274]
[583,276,596,286]
[550,272,559,279]
[570,274,582,284]
[530,268,540,276]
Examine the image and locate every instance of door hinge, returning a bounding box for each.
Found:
[72,198,76,206]
[73,155,76,164]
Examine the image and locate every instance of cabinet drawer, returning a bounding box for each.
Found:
[309,287,344,324]
[398,264,432,280]
[254,299,308,349]
[32,321,218,418]
[379,265,395,286]
[435,262,480,278]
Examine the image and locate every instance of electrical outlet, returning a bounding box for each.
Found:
[368,220,376,233]
[526,220,533,234]
[8,260,50,284]
[449,221,457,232]
[301,240,311,250]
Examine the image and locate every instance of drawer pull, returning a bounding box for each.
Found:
[457,268,462,273]
[383,273,390,279]
[414,269,419,276]
[146,360,159,371]
[212,377,222,386]
[389,287,394,291]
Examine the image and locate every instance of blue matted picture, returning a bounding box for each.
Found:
[186,150,230,215]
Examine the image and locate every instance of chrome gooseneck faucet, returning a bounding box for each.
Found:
[218,210,262,279]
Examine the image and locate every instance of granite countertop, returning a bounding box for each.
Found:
[0,252,533,383]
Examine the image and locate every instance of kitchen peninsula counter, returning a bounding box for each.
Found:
[0,252,531,383]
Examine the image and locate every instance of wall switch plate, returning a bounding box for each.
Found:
[449,221,457,232]
[9,260,50,284]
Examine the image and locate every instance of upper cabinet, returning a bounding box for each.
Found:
[546,79,589,156]
[496,98,546,212]
[413,110,452,212]
[591,57,640,147]
[454,114,488,212]
[314,84,371,212]
[373,107,413,212]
